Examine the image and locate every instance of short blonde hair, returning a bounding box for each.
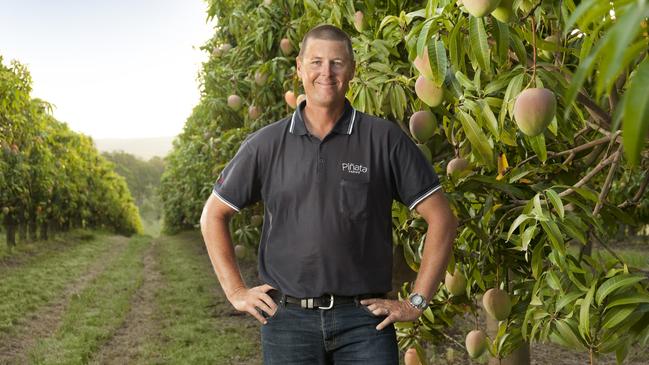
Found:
[299,24,354,60]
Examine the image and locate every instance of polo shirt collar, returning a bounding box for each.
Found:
[289,98,357,136]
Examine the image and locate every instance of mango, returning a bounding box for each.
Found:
[445,269,467,296]
[483,288,511,321]
[409,111,436,143]
[415,76,444,107]
[463,0,502,17]
[513,88,556,137]
[465,329,488,358]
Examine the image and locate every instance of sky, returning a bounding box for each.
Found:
[0,0,214,139]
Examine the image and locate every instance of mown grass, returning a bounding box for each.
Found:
[28,235,151,364]
[0,231,118,332]
[140,216,163,237]
[145,231,259,364]
[567,245,649,270]
[0,228,99,261]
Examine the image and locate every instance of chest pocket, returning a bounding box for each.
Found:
[339,179,370,220]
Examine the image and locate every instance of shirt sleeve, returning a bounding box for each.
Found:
[389,129,442,210]
[212,137,262,212]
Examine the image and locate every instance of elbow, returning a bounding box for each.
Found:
[199,205,208,233]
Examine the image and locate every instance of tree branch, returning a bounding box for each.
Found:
[577,93,612,129]
[593,144,623,215]
[559,153,617,198]
[618,170,649,209]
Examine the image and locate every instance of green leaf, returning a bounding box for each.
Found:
[556,291,584,312]
[596,275,647,305]
[622,56,649,166]
[469,16,490,72]
[457,109,494,166]
[455,71,475,92]
[602,305,638,329]
[558,220,587,244]
[597,2,648,96]
[546,271,562,291]
[493,19,509,63]
[509,27,527,66]
[579,282,596,339]
[546,189,564,220]
[551,319,586,350]
[564,0,610,34]
[563,53,597,119]
[527,134,547,163]
[606,293,649,310]
[501,73,525,125]
[531,242,545,279]
[416,18,436,57]
[521,225,537,251]
[478,99,499,138]
[541,220,565,256]
[507,213,532,241]
[448,17,465,71]
[532,193,544,218]
[428,40,447,87]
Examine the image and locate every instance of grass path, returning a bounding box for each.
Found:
[144,231,261,364]
[0,235,130,364]
[88,238,163,364]
[0,230,263,365]
[0,233,128,334]
[27,235,150,364]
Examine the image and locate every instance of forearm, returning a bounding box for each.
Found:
[411,215,456,301]
[200,213,247,301]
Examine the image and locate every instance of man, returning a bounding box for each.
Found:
[200,24,457,364]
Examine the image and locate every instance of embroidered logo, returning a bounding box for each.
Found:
[341,162,368,174]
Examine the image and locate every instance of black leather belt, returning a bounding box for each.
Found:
[269,289,385,310]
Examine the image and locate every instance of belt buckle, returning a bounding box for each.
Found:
[318,294,335,310]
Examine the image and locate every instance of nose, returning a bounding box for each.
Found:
[321,61,334,76]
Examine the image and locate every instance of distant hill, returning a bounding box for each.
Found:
[94,137,174,160]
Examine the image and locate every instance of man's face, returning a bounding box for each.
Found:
[296,38,355,109]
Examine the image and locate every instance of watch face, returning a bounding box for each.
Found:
[411,295,423,306]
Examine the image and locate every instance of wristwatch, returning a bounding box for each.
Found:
[407,293,428,310]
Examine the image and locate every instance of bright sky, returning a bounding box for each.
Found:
[0,0,214,139]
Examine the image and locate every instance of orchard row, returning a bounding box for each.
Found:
[0,57,141,246]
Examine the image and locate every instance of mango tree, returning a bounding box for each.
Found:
[160,0,649,363]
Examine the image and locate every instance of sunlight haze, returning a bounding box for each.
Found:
[0,0,214,139]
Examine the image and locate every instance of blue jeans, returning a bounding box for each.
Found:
[260,299,399,364]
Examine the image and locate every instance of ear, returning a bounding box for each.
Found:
[295,56,303,80]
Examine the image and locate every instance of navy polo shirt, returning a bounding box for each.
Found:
[213,99,441,298]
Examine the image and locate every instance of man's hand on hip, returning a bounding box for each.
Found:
[228,283,277,324]
[359,298,423,331]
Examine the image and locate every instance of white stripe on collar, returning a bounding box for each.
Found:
[347,109,357,134]
[289,111,297,133]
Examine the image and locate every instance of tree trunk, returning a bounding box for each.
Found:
[486,316,531,365]
[29,216,38,241]
[18,223,27,244]
[40,220,48,241]
[4,215,16,247]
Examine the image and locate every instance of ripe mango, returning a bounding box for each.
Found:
[227,95,242,111]
[482,288,511,320]
[445,269,467,296]
[513,88,556,137]
[415,76,443,107]
[465,329,488,358]
[463,0,502,17]
[409,111,436,143]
